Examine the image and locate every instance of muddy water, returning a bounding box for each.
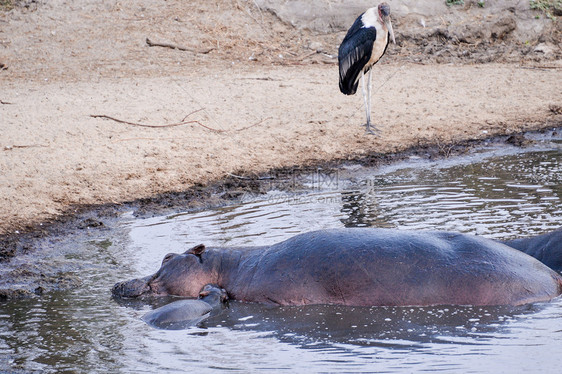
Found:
[1,139,562,373]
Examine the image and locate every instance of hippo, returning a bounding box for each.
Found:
[112,228,562,307]
[502,228,562,273]
[141,284,227,329]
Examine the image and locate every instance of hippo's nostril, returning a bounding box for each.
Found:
[112,276,152,298]
[111,281,128,297]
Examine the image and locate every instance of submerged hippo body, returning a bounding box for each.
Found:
[113,229,562,307]
[142,284,227,329]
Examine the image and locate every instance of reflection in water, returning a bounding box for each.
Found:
[203,302,532,346]
[0,144,561,372]
[340,150,562,237]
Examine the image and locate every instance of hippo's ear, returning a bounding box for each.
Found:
[199,287,210,297]
[199,286,228,301]
[220,288,228,302]
[185,244,206,256]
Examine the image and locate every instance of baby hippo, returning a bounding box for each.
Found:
[142,284,227,329]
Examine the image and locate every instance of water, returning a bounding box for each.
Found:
[1,139,562,373]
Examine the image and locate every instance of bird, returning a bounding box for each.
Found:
[338,2,396,135]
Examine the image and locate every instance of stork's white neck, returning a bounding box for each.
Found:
[361,7,385,31]
[362,7,390,68]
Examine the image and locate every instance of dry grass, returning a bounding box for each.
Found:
[530,0,562,19]
[0,0,14,11]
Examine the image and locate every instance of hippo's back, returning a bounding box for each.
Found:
[237,229,562,306]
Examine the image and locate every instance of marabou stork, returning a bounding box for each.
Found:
[338,2,396,134]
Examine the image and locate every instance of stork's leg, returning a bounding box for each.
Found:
[366,70,380,135]
[360,71,373,134]
[366,70,373,134]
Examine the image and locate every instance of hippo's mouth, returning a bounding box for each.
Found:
[112,275,154,298]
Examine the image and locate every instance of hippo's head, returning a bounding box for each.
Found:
[112,244,215,298]
[198,284,228,307]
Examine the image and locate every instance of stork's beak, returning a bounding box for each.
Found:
[383,16,396,44]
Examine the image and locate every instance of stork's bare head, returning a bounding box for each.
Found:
[378,2,395,44]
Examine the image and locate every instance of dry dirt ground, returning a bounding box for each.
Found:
[0,0,561,244]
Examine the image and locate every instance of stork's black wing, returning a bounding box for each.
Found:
[338,16,377,95]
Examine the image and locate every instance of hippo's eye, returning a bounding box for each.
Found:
[162,253,175,264]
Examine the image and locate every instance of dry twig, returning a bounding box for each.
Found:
[91,109,270,134]
[4,144,49,151]
[518,65,562,71]
[227,172,274,180]
[235,117,271,132]
[146,38,214,54]
[90,108,225,133]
